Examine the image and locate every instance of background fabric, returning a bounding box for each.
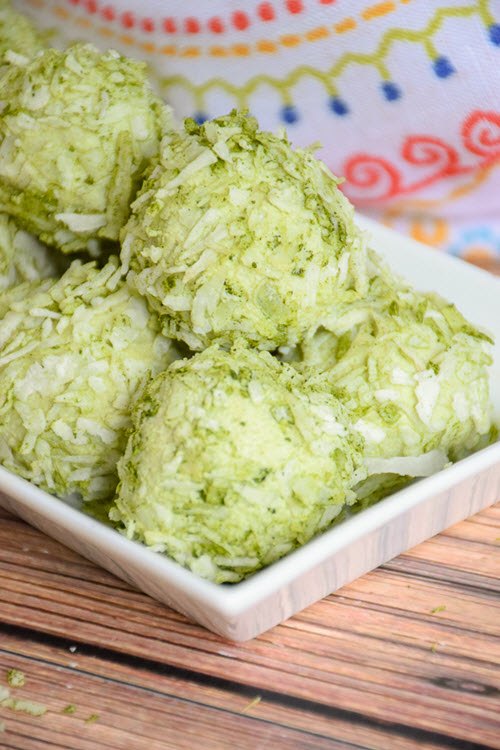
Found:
[16,0,500,266]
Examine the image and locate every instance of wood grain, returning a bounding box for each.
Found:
[0,505,499,749]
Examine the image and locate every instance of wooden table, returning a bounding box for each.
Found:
[0,503,499,750]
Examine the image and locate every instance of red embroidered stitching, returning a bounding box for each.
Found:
[342,111,500,203]
[68,0,316,33]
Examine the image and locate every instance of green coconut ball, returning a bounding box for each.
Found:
[301,266,493,476]
[0,0,45,63]
[0,43,172,254]
[122,111,370,351]
[111,341,366,583]
[0,257,180,501]
[0,212,59,291]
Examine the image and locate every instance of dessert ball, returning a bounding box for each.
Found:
[122,111,369,351]
[0,258,179,500]
[112,342,365,582]
[302,271,493,468]
[0,43,172,254]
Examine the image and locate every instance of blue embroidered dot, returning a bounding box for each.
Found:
[432,56,455,78]
[328,96,349,116]
[489,23,500,45]
[281,105,299,124]
[381,81,401,101]
[193,112,208,125]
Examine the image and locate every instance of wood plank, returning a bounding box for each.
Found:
[443,517,500,544]
[0,507,499,748]
[397,533,500,579]
[469,505,500,523]
[0,649,346,750]
[1,629,474,750]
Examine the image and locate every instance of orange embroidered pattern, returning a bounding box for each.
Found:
[52,0,415,58]
[65,0,343,36]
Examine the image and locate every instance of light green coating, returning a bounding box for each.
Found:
[0,43,172,254]
[0,0,45,62]
[0,212,59,291]
[301,264,493,464]
[112,342,366,583]
[122,111,369,351]
[0,258,180,501]
[6,668,25,688]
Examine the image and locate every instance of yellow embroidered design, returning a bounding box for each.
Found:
[25,0,496,112]
[160,2,492,109]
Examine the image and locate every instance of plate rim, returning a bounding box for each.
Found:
[2,438,499,618]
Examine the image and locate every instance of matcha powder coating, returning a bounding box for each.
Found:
[122,111,369,351]
[0,212,58,291]
[0,258,179,501]
[112,343,366,583]
[0,43,172,254]
[302,274,493,467]
[0,0,45,62]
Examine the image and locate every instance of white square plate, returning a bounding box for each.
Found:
[1,215,499,641]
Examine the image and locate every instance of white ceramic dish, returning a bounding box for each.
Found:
[1,215,499,641]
